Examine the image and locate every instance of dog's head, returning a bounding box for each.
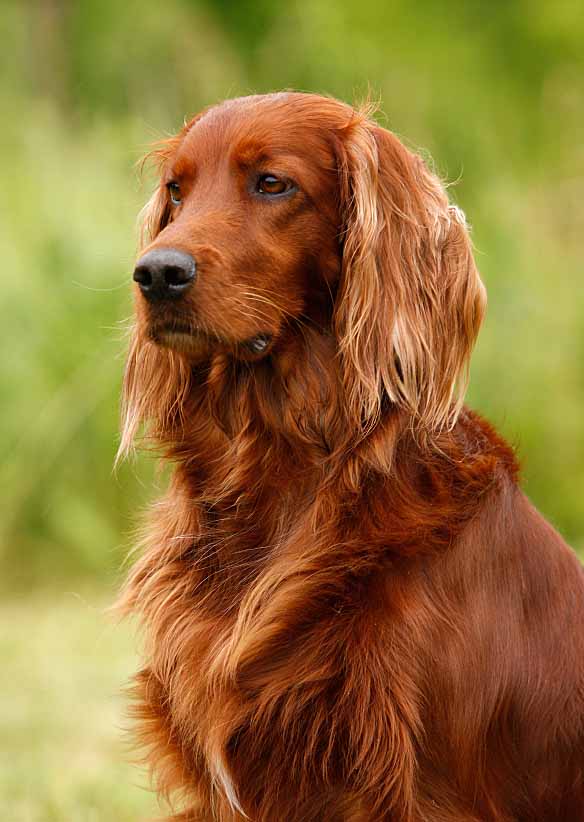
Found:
[121,93,485,452]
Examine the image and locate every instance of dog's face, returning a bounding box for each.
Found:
[123,92,486,454]
[133,94,350,363]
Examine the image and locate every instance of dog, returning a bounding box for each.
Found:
[118,92,584,820]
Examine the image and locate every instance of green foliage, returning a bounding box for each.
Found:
[1,0,583,589]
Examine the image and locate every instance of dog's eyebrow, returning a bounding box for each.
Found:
[231,138,274,170]
[165,155,198,182]
[231,141,311,182]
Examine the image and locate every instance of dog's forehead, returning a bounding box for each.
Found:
[173,94,344,173]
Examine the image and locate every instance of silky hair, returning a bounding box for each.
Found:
[335,109,486,435]
[116,94,584,821]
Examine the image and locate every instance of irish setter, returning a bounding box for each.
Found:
[118,92,584,821]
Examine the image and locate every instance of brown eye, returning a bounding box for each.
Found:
[257,174,289,196]
[167,182,181,206]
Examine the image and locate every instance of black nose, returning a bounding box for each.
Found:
[133,249,196,300]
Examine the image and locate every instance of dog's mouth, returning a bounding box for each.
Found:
[241,333,273,356]
[150,323,211,357]
[150,323,273,360]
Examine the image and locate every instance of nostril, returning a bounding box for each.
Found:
[164,263,195,289]
[133,265,153,289]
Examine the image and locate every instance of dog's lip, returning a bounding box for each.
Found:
[242,333,273,355]
[151,322,203,340]
[149,323,275,358]
[148,322,213,354]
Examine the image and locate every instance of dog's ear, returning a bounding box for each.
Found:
[117,128,198,463]
[136,132,186,249]
[137,185,172,249]
[334,115,486,436]
[137,112,209,250]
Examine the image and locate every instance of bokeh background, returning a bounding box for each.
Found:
[2,1,583,819]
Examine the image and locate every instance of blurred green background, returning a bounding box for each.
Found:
[2,1,583,819]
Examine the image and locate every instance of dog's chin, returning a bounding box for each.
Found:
[151,327,213,361]
[149,325,275,363]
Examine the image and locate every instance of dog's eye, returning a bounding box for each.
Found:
[256,175,289,196]
[167,182,182,206]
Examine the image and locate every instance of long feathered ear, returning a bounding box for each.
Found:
[334,114,486,437]
[137,185,171,249]
[117,334,193,463]
[116,136,190,464]
[135,113,207,250]
[135,133,186,249]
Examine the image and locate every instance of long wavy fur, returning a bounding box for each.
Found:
[116,93,584,821]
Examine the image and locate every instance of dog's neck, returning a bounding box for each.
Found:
[121,326,519,621]
[167,327,351,504]
[128,323,517,572]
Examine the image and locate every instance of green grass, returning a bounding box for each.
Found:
[0,589,159,821]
